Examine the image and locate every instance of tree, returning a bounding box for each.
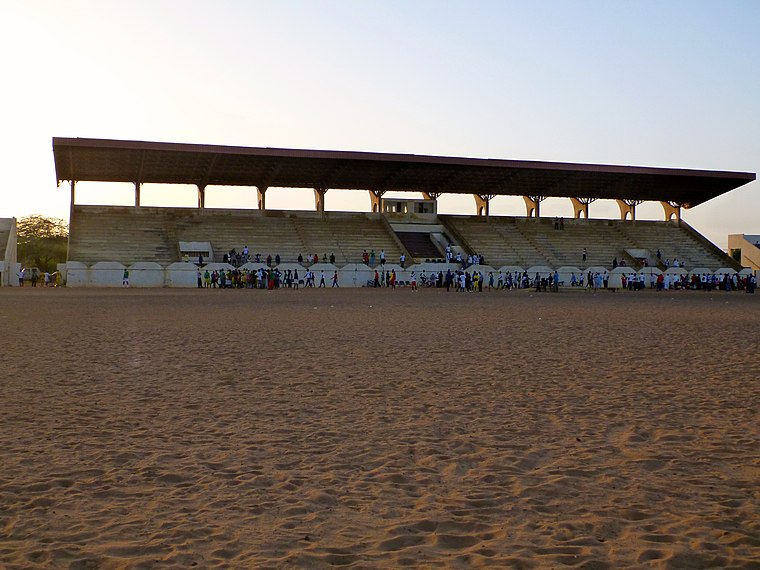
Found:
[17,215,68,273]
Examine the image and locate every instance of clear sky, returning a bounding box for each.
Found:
[1,0,758,248]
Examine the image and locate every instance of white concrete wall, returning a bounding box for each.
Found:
[166,262,200,288]
[337,264,373,287]
[128,262,165,287]
[65,261,89,287]
[89,262,127,287]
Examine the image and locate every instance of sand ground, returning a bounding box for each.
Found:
[0,286,758,569]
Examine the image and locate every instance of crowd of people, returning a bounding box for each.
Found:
[194,266,341,289]
[185,245,758,295]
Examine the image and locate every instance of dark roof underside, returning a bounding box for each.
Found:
[53,138,756,208]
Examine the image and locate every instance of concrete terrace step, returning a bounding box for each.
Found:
[69,206,405,266]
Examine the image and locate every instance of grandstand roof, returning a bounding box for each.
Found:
[53,137,755,208]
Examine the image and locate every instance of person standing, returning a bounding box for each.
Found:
[380,249,386,265]
[197,269,203,288]
[582,248,587,263]
[410,271,417,292]
[331,271,339,287]
[17,268,24,287]
[319,270,326,288]
[122,268,130,287]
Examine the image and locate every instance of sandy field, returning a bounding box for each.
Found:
[0,286,758,569]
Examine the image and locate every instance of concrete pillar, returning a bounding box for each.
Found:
[134,182,142,207]
[661,201,681,221]
[474,194,492,217]
[68,180,76,263]
[257,186,268,210]
[314,187,327,212]
[616,199,639,220]
[570,197,593,219]
[523,196,544,217]
[369,190,385,213]
[197,184,206,209]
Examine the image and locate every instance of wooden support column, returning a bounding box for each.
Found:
[660,201,681,221]
[616,199,642,220]
[134,182,141,207]
[369,190,385,213]
[523,195,545,217]
[570,197,595,219]
[197,184,206,209]
[257,186,268,210]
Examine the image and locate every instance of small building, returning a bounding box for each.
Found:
[728,234,760,269]
[382,198,437,215]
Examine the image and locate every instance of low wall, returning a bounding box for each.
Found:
[57,260,742,288]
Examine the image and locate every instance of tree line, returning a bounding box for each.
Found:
[17,215,68,273]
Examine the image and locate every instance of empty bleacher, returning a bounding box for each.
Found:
[614,220,730,269]
[68,206,736,270]
[68,206,403,266]
[292,212,403,264]
[441,215,735,270]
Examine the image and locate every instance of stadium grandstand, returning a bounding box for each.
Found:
[53,137,755,287]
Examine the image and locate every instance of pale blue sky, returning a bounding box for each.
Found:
[1,1,758,247]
